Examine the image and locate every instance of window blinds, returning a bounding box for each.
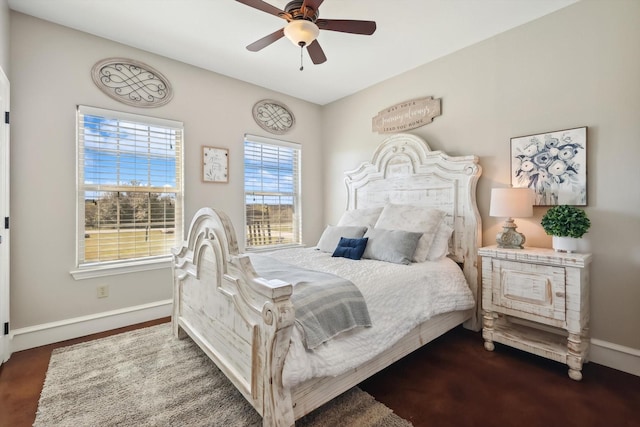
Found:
[244,134,301,248]
[77,106,183,265]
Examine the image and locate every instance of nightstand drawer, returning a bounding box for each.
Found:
[490,259,566,325]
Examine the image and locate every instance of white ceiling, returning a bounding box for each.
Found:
[8,0,578,105]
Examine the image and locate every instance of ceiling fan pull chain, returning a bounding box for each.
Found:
[299,44,304,71]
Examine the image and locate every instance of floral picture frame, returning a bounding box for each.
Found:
[511,126,587,206]
[202,146,229,183]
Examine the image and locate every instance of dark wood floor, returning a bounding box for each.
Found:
[1,318,639,427]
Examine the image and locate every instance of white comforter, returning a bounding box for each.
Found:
[262,248,476,388]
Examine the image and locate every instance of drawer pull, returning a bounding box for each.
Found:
[556,292,566,298]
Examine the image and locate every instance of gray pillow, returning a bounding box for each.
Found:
[362,228,423,265]
[374,204,446,262]
[316,225,367,253]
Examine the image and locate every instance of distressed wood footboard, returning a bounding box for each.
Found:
[172,207,296,426]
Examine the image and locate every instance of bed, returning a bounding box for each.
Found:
[172,133,482,426]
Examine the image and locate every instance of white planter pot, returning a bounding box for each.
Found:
[552,236,580,253]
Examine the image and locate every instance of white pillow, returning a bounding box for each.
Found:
[337,207,384,229]
[374,203,446,262]
[316,225,367,253]
[426,223,453,261]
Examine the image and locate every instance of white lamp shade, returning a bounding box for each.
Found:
[284,20,320,46]
[490,187,533,218]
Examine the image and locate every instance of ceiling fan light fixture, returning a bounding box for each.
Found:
[284,20,319,47]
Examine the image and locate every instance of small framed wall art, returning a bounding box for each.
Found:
[202,146,229,183]
[511,126,587,206]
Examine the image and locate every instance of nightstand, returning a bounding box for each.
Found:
[479,245,592,380]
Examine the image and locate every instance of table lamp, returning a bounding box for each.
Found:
[490,187,533,249]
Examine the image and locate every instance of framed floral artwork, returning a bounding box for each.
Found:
[202,146,229,183]
[511,126,587,206]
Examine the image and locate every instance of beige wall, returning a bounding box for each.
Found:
[0,0,9,74]
[322,0,640,350]
[8,1,640,356]
[8,12,324,328]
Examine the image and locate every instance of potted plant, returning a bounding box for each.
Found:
[541,205,591,253]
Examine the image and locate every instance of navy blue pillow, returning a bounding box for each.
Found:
[332,237,368,260]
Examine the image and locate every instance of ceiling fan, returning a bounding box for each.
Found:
[236,0,377,69]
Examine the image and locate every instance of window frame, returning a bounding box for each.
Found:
[71,105,184,279]
[243,133,302,251]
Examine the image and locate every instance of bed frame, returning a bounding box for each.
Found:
[172,133,482,426]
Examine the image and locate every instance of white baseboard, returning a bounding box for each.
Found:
[10,299,172,353]
[6,301,639,378]
[590,338,640,377]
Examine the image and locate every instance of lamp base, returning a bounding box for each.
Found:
[495,218,526,249]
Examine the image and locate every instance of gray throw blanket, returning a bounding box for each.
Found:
[249,254,372,349]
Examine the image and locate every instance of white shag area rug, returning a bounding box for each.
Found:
[34,324,412,427]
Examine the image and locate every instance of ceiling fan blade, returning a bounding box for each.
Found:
[235,0,285,18]
[307,40,327,64]
[301,0,325,11]
[317,19,377,35]
[246,28,285,52]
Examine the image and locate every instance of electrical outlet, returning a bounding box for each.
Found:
[97,285,109,299]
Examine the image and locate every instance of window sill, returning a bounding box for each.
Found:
[70,256,173,280]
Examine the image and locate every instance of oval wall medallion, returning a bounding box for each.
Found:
[252,99,295,134]
[91,58,173,108]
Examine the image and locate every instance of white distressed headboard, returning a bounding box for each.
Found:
[344,133,482,329]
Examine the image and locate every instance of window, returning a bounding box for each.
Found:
[244,134,301,249]
[76,106,183,272]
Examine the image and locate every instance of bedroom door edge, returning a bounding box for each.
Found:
[0,65,10,365]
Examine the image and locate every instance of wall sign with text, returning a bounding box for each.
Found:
[372,97,442,134]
